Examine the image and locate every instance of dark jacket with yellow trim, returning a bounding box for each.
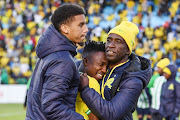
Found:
[81,53,152,120]
[159,64,180,117]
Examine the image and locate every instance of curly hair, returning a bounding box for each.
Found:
[51,3,85,32]
[82,41,105,59]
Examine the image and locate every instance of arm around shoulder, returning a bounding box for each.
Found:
[81,77,144,120]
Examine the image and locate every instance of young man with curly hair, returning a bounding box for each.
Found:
[76,41,108,120]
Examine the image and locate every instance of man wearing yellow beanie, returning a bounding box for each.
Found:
[80,21,152,120]
[147,58,170,120]
[156,58,170,75]
[107,21,139,55]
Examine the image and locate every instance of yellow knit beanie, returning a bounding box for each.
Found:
[107,21,139,54]
[156,58,170,69]
[163,67,171,75]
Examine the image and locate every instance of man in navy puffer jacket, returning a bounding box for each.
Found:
[160,64,180,120]
[80,21,152,120]
[26,4,88,120]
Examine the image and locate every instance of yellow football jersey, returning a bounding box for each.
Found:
[76,75,100,120]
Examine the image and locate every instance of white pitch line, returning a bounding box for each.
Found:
[0,111,25,117]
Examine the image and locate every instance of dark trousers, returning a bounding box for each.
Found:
[152,113,163,120]
[165,114,179,120]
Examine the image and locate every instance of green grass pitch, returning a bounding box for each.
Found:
[3,104,179,120]
[0,104,26,120]
[0,104,139,120]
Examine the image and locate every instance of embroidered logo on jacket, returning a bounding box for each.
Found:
[168,83,174,90]
[105,78,114,89]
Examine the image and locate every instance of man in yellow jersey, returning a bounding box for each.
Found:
[76,41,108,120]
[80,21,152,120]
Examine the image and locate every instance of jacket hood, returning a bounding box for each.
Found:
[125,53,152,88]
[36,24,77,58]
[166,64,177,81]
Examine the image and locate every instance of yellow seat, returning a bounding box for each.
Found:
[1,57,9,67]
[20,57,29,64]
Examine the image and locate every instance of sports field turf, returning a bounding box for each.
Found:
[3,104,178,120]
[0,104,139,120]
[0,104,26,120]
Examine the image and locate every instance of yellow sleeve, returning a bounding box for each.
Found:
[88,76,100,94]
[76,92,89,120]
[75,76,100,120]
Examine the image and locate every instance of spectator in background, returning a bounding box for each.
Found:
[79,21,152,120]
[136,87,152,120]
[76,41,108,120]
[0,33,6,51]
[159,0,169,16]
[0,68,8,84]
[26,4,88,120]
[148,58,170,120]
[160,64,180,120]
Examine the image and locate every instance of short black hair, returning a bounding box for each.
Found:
[51,3,85,32]
[82,41,105,59]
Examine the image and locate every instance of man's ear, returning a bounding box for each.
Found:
[83,58,88,66]
[127,50,130,55]
[60,24,68,34]
[126,48,130,55]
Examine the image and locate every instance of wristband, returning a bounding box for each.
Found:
[85,109,91,115]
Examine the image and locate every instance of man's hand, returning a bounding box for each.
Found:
[79,73,89,90]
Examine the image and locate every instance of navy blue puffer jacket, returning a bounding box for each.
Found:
[26,25,84,120]
[160,64,180,118]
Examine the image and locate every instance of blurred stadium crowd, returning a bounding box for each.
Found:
[0,0,180,84]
